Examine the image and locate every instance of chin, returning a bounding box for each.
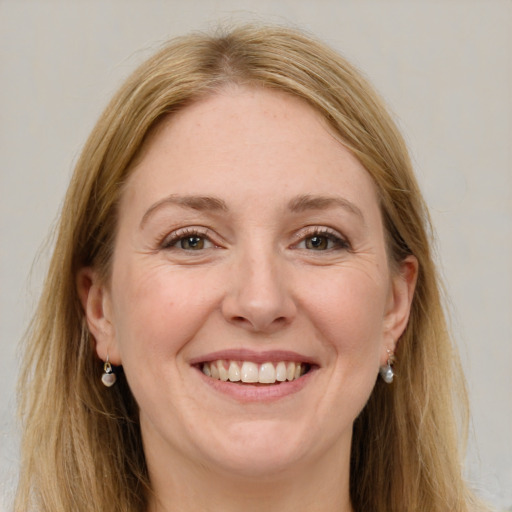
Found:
[195,419,328,479]
[208,445,306,480]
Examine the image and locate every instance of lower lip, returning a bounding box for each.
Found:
[195,366,316,403]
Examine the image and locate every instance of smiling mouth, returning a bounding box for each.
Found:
[200,360,310,385]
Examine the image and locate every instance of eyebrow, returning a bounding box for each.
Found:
[140,194,228,228]
[140,192,365,229]
[288,194,365,221]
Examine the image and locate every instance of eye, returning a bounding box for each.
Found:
[306,235,328,250]
[295,228,350,251]
[177,235,209,250]
[161,228,215,251]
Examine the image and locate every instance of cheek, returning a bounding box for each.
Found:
[299,267,388,361]
[110,260,219,363]
[294,266,389,433]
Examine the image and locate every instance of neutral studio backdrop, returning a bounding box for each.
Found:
[0,0,510,509]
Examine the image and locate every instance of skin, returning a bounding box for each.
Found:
[79,86,417,512]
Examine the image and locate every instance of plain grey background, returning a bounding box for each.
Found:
[1,1,510,509]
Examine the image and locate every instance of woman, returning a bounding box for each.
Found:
[16,25,487,511]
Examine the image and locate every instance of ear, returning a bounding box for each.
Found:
[381,255,418,364]
[77,267,122,365]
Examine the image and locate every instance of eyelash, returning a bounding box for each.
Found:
[160,226,351,253]
[294,227,351,252]
[160,227,216,251]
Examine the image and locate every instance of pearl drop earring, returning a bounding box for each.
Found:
[101,353,116,387]
[379,349,395,384]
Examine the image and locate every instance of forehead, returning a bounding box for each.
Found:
[122,86,380,219]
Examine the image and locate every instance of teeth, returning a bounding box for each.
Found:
[202,363,211,377]
[276,361,287,382]
[228,361,241,382]
[241,362,259,383]
[201,360,307,384]
[286,362,295,381]
[218,360,229,381]
[259,362,276,383]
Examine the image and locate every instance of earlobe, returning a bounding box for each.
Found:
[76,267,121,365]
[382,255,418,358]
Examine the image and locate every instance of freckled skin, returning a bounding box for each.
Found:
[84,86,416,511]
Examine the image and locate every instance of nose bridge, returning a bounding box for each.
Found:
[222,239,296,333]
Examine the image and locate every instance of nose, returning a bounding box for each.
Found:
[221,249,297,334]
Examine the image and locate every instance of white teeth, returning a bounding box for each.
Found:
[241,362,259,383]
[286,362,295,381]
[276,361,287,382]
[218,360,229,381]
[259,362,276,384]
[201,360,307,384]
[228,361,241,381]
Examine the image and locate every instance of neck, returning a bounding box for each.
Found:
[146,445,353,512]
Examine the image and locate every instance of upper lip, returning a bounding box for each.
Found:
[189,349,318,366]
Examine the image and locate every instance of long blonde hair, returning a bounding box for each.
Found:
[16,24,484,511]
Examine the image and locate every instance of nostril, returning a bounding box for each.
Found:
[232,315,287,326]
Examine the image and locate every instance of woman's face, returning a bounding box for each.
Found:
[83,86,415,480]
